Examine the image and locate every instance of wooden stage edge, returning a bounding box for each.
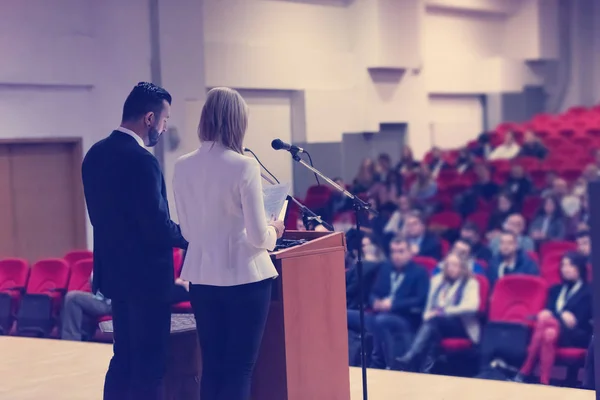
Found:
[0,337,594,400]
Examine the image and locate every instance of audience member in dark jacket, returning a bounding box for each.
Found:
[514,252,592,385]
[503,165,532,209]
[487,192,516,234]
[518,132,548,160]
[403,211,442,260]
[487,231,539,288]
[346,235,385,310]
[348,237,429,369]
[460,222,493,263]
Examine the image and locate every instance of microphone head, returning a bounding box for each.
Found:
[271,138,285,150]
[243,147,250,152]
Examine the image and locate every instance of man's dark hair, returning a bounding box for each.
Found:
[122,82,172,122]
[378,153,391,163]
[389,235,409,249]
[576,230,591,240]
[500,229,518,241]
[405,210,425,225]
[461,221,480,235]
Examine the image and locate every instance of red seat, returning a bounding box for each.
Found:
[440,239,450,257]
[25,259,71,313]
[173,248,184,279]
[63,250,93,267]
[413,256,438,276]
[540,241,577,263]
[429,211,462,232]
[98,314,112,322]
[67,259,94,292]
[556,347,587,364]
[466,212,490,235]
[488,275,547,326]
[172,301,193,313]
[0,258,30,332]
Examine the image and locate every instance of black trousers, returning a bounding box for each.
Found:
[190,279,272,400]
[104,299,171,400]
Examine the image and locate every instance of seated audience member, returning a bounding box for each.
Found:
[326,177,352,220]
[375,153,394,183]
[488,131,521,161]
[487,231,539,288]
[459,165,500,215]
[471,132,493,159]
[539,170,559,197]
[455,147,475,174]
[513,252,592,384]
[518,131,548,159]
[576,230,591,264]
[383,194,413,237]
[486,193,516,239]
[61,273,190,341]
[352,158,377,193]
[427,147,446,178]
[431,238,485,276]
[394,252,480,372]
[529,196,566,242]
[396,146,420,177]
[403,210,442,260]
[489,214,535,254]
[346,234,385,310]
[460,222,493,263]
[348,237,429,369]
[544,177,581,218]
[408,163,438,203]
[503,165,532,209]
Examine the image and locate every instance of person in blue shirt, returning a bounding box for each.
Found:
[431,238,485,276]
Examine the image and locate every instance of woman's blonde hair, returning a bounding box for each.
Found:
[442,251,471,279]
[198,87,248,153]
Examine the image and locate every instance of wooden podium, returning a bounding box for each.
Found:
[251,230,350,400]
[123,230,349,399]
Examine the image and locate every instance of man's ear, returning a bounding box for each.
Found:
[144,111,155,127]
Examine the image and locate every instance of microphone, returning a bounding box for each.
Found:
[271,139,305,154]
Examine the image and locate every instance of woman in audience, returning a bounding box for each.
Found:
[352,158,376,193]
[394,252,480,372]
[488,131,521,161]
[486,192,516,240]
[529,196,566,242]
[396,146,420,177]
[409,163,438,203]
[513,252,592,384]
[518,131,548,159]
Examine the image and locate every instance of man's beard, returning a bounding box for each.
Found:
[146,125,161,147]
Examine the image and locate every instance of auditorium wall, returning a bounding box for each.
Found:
[0,0,206,248]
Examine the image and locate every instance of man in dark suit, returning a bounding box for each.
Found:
[82,82,188,400]
[347,237,429,368]
[487,230,538,288]
[403,210,442,260]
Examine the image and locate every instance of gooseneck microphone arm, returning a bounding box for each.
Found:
[243,147,333,231]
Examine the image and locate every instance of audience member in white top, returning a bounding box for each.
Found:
[488,131,521,161]
[172,87,285,400]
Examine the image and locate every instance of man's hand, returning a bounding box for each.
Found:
[175,278,190,292]
[561,311,577,329]
[374,298,392,312]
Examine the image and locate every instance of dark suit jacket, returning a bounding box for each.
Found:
[487,250,539,288]
[370,261,429,324]
[415,232,442,260]
[547,283,592,334]
[82,131,188,302]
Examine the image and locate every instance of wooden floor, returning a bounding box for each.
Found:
[0,337,594,400]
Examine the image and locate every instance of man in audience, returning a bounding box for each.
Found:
[487,231,539,288]
[348,237,429,369]
[431,238,485,276]
[402,210,442,260]
[503,165,532,209]
[488,131,521,161]
[488,213,535,254]
[576,230,591,263]
[61,274,190,341]
[460,222,492,263]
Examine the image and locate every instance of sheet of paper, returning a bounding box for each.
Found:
[263,182,291,222]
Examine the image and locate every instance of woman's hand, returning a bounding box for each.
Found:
[269,220,285,239]
[561,311,577,329]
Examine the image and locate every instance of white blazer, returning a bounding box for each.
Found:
[172,141,278,286]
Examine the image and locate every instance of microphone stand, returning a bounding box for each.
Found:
[260,173,334,232]
[286,149,375,400]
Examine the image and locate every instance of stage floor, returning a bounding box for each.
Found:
[0,337,594,400]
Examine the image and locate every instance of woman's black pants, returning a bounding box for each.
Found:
[189,279,272,400]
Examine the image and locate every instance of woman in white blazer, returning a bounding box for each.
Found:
[172,87,285,400]
[394,251,480,372]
